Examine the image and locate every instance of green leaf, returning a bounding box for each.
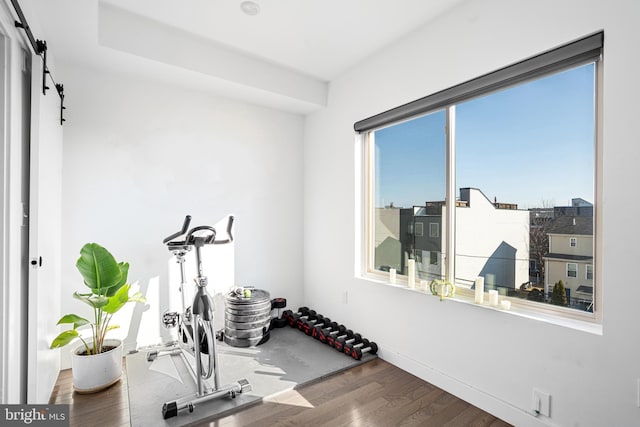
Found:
[103,284,129,314]
[50,329,79,349]
[103,283,146,314]
[72,291,93,307]
[56,314,90,329]
[76,243,122,296]
[105,262,129,297]
[73,291,109,309]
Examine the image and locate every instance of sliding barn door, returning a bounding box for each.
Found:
[26,56,63,403]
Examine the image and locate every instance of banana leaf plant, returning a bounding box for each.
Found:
[50,243,145,355]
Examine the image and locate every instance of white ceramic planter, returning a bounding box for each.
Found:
[71,338,123,393]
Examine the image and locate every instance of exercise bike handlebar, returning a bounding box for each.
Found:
[214,215,234,245]
[163,215,192,244]
[163,215,234,247]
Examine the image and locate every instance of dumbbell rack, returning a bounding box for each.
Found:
[280,307,378,361]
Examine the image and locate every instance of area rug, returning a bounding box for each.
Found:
[126,326,376,426]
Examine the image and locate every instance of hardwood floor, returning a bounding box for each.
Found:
[49,361,130,427]
[50,358,511,427]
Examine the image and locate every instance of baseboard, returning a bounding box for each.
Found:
[378,347,555,427]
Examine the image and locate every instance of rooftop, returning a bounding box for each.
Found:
[544,253,593,261]
[547,215,593,236]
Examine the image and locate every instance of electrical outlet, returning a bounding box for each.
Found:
[532,389,551,417]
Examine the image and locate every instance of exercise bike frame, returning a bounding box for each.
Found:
[148,215,250,419]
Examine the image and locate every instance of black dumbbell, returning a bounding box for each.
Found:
[298,313,325,333]
[344,337,368,356]
[311,321,332,339]
[270,298,288,329]
[350,340,378,360]
[282,307,311,327]
[302,316,331,336]
[311,322,347,343]
[335,333,362,352]
[295,310,319,330]
[326,329,353,347]
[282,307,308,324]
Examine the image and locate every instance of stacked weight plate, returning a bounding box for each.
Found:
[224,288,271,347]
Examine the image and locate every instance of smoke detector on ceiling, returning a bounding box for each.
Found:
[240,1,260,16]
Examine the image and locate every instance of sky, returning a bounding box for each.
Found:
[374,63,595,209]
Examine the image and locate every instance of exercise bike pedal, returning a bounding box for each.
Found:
[162,311,180,328]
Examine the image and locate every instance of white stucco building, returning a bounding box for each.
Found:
[455,188,530,292]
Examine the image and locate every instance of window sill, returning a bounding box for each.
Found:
[358,273,602,336]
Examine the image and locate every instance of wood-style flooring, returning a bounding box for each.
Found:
[49,358,512,427]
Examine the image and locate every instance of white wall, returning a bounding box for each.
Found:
[57,62,305,368]
[304,1,640,426]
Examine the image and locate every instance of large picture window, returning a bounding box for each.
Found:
[359,33,601,317]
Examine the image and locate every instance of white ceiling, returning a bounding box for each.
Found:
[25,0,465,113]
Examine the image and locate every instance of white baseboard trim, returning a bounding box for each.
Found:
[378,348,557,427]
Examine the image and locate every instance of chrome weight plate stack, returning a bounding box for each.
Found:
[224,288,271,347]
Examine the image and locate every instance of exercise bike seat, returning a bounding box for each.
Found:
[165,228,216,252]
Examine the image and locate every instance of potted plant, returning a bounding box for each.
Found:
[50,243,145,393]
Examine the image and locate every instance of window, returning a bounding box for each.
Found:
[567,263,578,278]
[586,264,593,280]
[530,260,538,272]
[359,33,601,318]
[415,222,424,237]
[430,251,438,265]
[371,111,446,279]
[429,223,439,238]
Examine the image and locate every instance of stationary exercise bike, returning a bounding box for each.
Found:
[147,215,250,419]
